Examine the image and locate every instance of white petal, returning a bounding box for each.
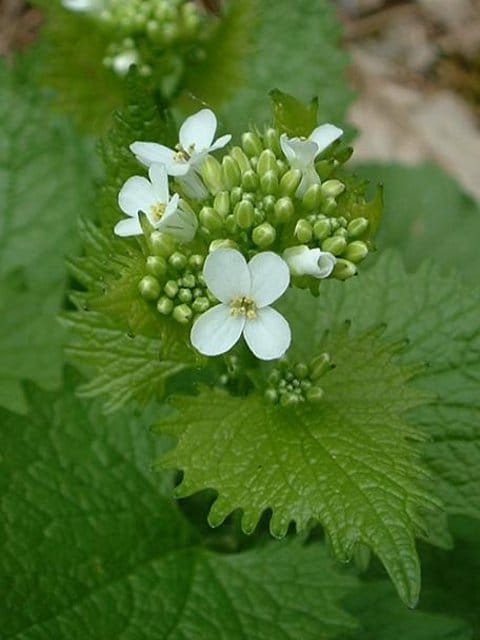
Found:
[179,109,217,152]
[149,163,169,202]
[114,217,143,237]
[248,252,290,307]
[157,198,197,243]
[209,134,232,152]
[130,142,176,169]
[243,307,291,361]
[118,176,156,216]
[177,171,208,199]
[283,246,335,278]
[286,137,319,167]
[62,0,93,11]
[280,134,296,164]
[297,165,320,197]
[203,249,250,303]
[309,124,343,154]
[190,304,245,356]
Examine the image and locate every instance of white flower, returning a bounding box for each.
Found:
[280,124,343,196]
[191,249,291,360]
[62,0,99,12]
[115,163,197,242]
[130,108,231,178]
[111,50,139,76]
[283,245,336,279]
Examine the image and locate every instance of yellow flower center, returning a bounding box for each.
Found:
[150,202,166,223]
[174,143,196,163]
[230,296,257,320]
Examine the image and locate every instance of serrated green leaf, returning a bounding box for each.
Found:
[156,326,436,607]
[0,375,358,639]
[220,0,352,135]
[355,163,480,281]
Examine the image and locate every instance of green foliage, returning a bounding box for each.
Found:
[0,376,359,639]
[156,326,436,607]
[221,0,353,135]
[0,56,96,413]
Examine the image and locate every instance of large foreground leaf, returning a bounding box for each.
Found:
[0,376,357,639]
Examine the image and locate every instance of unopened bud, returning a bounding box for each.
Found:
[164,279,179,298]
[264,127,281,155]
[321,179,345,198]
[306,385,324,403]
[230,146,251,173]
[262,195,276,214]
[181,273,196,288]
[242,131,263,157]
[334,227,348,239]
[214,191,230,218]
[310,353,331,380]
[222,155,241,189]
[145,255,167,278]
[264,388,279,404]
[173,303,193,324]
[139,275,161,300]
[313,219,332,241]
[321,236,347,256]
[157,296,174,315]
[188,254,204,270]
[257,149,278,176]
[332,258,357,280]
[241,169,259,192]
[192,296,210,314]
[323,197,338,215]
[347,217,369,239]
[209,238,238,252]
[280,392,300,408]
[224,215,238,234]
[294,219,313,243]
[279,169,302,196]
[252,222,276,248]
[344,240,369,263]
[294,362,309,379]
[274,197,294,223]
[302,183,323,211]
[178,287,193,303]
[168,251,188,270]
[201,155,224,194]
[230,186,243,207]
[234,200,255,229]
[149,231,176,257]
[199,206,224,233]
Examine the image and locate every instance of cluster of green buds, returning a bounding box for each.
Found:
[265,353,333,407]
[138,231,216,325]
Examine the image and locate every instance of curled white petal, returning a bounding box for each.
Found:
[114,217,143,237]
[243,307,291,361]
[203,249,250,303]
[248,252,290,308]
[209,134,232,152]
[283,246,336,279]
[309,123,343,154]
[130,142,178,171]
[190,304,245,356]
[118,176,156,217]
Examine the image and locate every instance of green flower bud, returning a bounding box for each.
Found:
[263,127,281,156]
[149,231,176,257]
[294,219,313,243]
[188,254,204,270]
[257,149,278,177]
[344,240,369,263]
[274,197,294,223]
[192,296,210,314]
[280,392,300,408]
[253,209,264,225]
[173,303,193,324]
[313,219,332,241]
[294,362,309,379]
[230,186,243,207]
[178,287,193,303]
[157,296,174,315]
[334,227,348,239]
[201,155,224,194]
[225,215,238,234]
[164,279,179,298]
[321,179,345,198]
[310,353,331,380]
[209,238,238,252]
[279,169,301,196]
[230,147,251,173]
[347,217,369,239]
[214,191,230,218]
[302,183,323,211]
[321,235,347,256]
[276,159,288,176]
[332,258,357,280]
[145,255,167,278]
[222,156,241,189]
[323,197,338,215]
[241,169,259,192]
[264,388,279,404]
[242,131,264,157]
[234,200,255,229]
[306,386,324,403]
[300,379,312,391]
[199,206,224,233]
[168,251,188,270]
[181,273,196,288]
[260,170,279,195]
[138,275,161,301]
[262,195,276,214]
[252,222,276,248]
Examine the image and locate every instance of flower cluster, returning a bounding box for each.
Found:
[115,108,378,366]
[265,353,333,407]
[62,0,213,78]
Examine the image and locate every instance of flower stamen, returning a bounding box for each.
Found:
[229,296,257,319]
[150,202,167,222]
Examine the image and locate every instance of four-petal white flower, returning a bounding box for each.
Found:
[283,245,336,279]
[280,123,343,196]
[191,249,291,360]
[115,163,197,242]
[130,108,231,179]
